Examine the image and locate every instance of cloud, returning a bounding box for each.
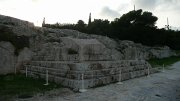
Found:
[171,26,180,31]
[117,3,129,11]
[132,0,157,10]
[0,0,179,28]
[31,0,38,2]
[100,6,120,19]
[131,0,180,28]
[156,0,180,13]
[132,0,180,11]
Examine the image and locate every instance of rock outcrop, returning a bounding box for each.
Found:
[32,28,175,60]
[117,40,176,60]
[0,41,33,74]
[0,41,15,74]
[0,15,175,89]
[16,47,34,71]
[0,14,36,36]
[22,36,153,89]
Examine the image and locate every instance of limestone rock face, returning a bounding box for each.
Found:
[16,47,34,70]
[0,41,15,74]
[0,41,33,74]
[32,28,175,60]
[31,28,125,61]
[149,46,175,59]
[32,37,112,61]
[0,14,34,27]
[118,40,175,60]
[18,47,34,62]
[0,14,176,88]
[0,14,37,74]
[0,14,36,36]
[23,28,159,89]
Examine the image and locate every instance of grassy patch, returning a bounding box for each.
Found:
[175,50,180,54]
[148,56,180,68]
[0,73,62,100]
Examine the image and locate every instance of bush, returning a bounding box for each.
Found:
[148,56,180,68]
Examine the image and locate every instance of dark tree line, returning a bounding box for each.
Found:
[43,9,180,50]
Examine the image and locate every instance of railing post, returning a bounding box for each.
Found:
[44,69,49,86]
[25,66,28,77]
[162,64,165,72]
[147,66,150,77]
[79,73,87,93]
[117,69,123,85]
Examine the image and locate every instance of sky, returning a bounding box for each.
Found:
[0,0,179,30]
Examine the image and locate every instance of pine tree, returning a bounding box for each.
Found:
[88,13,91,26]
[42,17,45,27]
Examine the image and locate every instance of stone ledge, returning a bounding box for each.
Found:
[22,60,151,89]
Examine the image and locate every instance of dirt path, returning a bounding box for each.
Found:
[22,62,180,101]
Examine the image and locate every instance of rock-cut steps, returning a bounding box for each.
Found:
[21,60,152,89]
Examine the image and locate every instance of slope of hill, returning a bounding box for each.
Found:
[0,14,176,75]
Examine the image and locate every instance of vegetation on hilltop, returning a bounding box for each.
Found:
[43,9,180,50]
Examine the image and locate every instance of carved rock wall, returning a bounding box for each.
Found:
[22,60,152,89]
[0,41,15,74]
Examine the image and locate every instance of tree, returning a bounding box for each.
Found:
[87,19,110,36]
[112,9,157,28]
[39,9,180,50]
[88,13,92,26]
[135,11,158,27]
[42,17,46,27]
[75,20,87,32]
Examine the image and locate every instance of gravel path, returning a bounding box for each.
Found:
[22,62,180,101]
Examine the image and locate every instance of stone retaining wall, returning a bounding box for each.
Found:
[21,60,151,89]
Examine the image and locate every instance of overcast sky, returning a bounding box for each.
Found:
[0,0,179,29]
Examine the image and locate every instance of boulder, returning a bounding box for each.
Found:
[0,14,36,36]
[16,47,34,70]
[118,40,176,60]
[0,41,15,74]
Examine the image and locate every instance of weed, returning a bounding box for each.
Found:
[148,56,180,68]
[0,73,62,100]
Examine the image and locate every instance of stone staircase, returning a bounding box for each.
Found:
[21,37,153,89]
[21,60,151,89]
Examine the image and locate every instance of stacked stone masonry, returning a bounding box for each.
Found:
[21,60,151,89]
[20,37,152,89]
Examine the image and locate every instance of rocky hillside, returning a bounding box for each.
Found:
[33,27,175,60]
[0,14,176,74]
